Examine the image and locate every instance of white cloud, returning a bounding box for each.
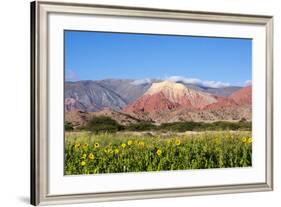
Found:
[66,69,79,81]
[167,76,201,85]
[202,80,231,88]
[131,78,152,85]
[166,76,231,88]
[244,80,252,86]
[131,76,232,88]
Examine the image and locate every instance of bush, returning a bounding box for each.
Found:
[84,116,123,133]
[64,122,74,131]
[161,122,205,132]
[158,121,251,132]
[125,121,156,131]
[204,121,251,131]
[76,117,251,133]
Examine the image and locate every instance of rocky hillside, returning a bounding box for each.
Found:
[65,79,251,124]
[230,85,252,105]
[123,81,251,123]
[123,81,219,113]
[65,81,127,112]
[123,81,244,113]
[65,79,242,112]
[65,109,145,128]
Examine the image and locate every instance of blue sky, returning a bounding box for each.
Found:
[65,30,252,87]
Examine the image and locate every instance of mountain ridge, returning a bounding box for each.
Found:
[123,81,251,123]
[123,81,243,113]
[65,79,243,112]
[65,79,251,124]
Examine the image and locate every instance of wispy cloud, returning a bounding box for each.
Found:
[244,80,252,86]
[66,69,79,81]
[131,78,152,85]
[131,76,231,88]
[165,76,231,88]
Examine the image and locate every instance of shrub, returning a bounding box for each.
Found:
[77,117,251,133]
[158,121,251,132]
[125,121,156,131]
[85,116,123,133]
[159,122,203,132]
[64,122,74,131]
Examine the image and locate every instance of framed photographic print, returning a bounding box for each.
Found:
[31,1,273,205]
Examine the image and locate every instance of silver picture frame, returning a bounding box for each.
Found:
[30,0,273,205]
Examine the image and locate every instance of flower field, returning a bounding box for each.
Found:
[64,131,252,175]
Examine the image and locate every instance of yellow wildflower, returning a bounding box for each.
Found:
[121,143,126,148]
[94,143,100,148]
[127,140,133,146]
[114,148,119,154]
[242,137,247,143]
[175,139,181,146]
[247,137,252,144]
[80,161,86,166]
[82,153,87,159]
[74,143,80,149]
[88,153,94,160]
[156,149,162,156]
[138,141,145,147]
[82,143,88,149]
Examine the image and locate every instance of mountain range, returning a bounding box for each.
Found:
[65,79,251,126]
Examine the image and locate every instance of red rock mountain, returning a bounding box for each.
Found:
[123,81,251,114]
[203,96,238,110]
[229,85,252,105]
[124,81,219,113]
[65,81,252,125]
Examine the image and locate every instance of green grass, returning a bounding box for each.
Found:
[64,131,252,175]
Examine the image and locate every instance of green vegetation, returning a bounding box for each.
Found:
[80,116,124,133]
[160,121,251,132]
[126,121,157,131]
[64,117,252,175]
[64,122,74,131]
[64,131,252,175]
[66,116,252,132]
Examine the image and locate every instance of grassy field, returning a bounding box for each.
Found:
[64,131,252,175]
